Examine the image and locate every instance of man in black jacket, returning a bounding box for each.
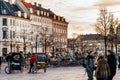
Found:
[85,51,95,80]
[106,50,117,80]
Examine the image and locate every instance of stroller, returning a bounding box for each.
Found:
[5,52,24,74]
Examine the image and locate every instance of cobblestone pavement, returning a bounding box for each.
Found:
[0,63,120,80]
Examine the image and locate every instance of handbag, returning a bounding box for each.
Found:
[104,76,108,80]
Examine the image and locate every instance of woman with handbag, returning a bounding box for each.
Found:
[95,53,110,80]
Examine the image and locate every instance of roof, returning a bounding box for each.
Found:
[21,1,35,13]
[21,1,67,23]
[0,0,29,19]
[79,34,104,40]
[0,0,13,15]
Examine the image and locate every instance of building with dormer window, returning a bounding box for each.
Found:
[0,0,68,56]
[0,0,31,56]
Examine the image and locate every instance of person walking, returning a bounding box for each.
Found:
[28,54,36,73]
[0,57,1,66]
[95,53,110,80]
[85,51,95,80]
[106,50,117,80]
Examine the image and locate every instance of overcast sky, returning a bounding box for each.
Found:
[11,0,120,38]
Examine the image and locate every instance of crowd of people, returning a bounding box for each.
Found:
[84,50,117,80]
[0,50,118,80]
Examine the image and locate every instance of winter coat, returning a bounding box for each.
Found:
[107,54,117,77]
[85,55,95,71]
[95,57,110,78]
[29,54,36,64]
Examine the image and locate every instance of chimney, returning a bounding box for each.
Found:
[34,2,37,6]
[38,4,41,7]
[48,8,50,11]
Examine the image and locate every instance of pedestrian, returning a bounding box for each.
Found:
[106,50,117,80]
[0,57,2,65]
[85,51,95,80]
[28,53,36,73]
[95,53,110,80]
[6,53,12,63]
[0,57,2,72]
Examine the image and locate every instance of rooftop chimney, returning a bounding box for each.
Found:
[38,4,41,7]
[34,2,37,6]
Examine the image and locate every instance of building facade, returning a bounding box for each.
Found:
[72,34,105,53]
[0,0,31,56]
[52,15,68,52]
[0,0,68,56]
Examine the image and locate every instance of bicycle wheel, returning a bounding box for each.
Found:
[5,66,12,74]
[31,66,38,73]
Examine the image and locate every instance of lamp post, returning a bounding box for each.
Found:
[23,35,26,54]
[23,30,26,54]
[35,34,38,53]
[10,30,12,53]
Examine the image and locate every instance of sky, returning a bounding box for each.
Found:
[10,0,120,38]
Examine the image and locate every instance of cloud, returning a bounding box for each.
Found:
[73,26,85,31]
[94,0,120,8]
[72,6,97,12]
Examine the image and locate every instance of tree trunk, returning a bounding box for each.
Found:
[111,40,114,51]
[104,36,107,54]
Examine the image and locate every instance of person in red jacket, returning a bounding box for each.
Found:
[28,54,36,73]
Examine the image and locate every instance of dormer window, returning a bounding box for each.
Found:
[62,17,65,21]
[2,9,7,14]
[44,12,46,16]
[30,8,33,13]
[47,13,49,17]
[37,10,40,15]
[18,11,21,17]
[54,15,56,19]
[24,12,27,18]
[41,11,43,15]
[58,16,60,21]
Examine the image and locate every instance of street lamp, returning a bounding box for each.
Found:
[22,30,27,54]
[10,30,13,53]
[35,34,39,53]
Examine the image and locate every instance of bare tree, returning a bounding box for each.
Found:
[108,14,118,51]
[95,8,114,53]
[39,27,53,53]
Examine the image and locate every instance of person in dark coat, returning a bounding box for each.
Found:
[0,57,2,68]
[0,57,2,66]
[85,51,95,80]
[106,50,117,80]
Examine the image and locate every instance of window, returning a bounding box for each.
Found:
[18,11,21,17]
[37,10,40,15]
[10,19,12,26]
[13,31,15,38]
[3,18,7,26]
[54,15,56,19]
[41,11,43,15]
[2,48,7,56]
[44,12,46,16]
[47,13,49,17]
[3,30,7,39]
[2,9,7,14]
